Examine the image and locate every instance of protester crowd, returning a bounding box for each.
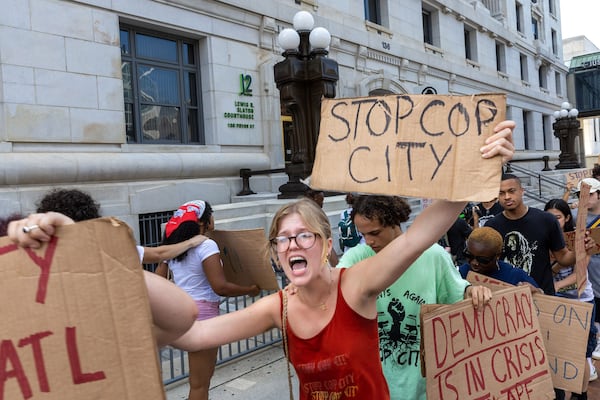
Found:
[4,120,600,399]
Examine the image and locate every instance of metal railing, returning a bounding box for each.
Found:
[504,155,552,173]
[138,211,287,386]
[237,168,286,196]
[158,275,287,385]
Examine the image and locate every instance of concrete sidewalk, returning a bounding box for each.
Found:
[165,343,298,400]
[165,346,600,399]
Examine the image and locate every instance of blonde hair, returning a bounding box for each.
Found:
[267,198,332,263]
[467,227,503,254]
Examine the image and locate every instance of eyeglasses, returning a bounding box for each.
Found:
[270,232,318,252]
[464,250,495,265]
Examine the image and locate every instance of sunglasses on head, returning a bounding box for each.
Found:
[464,250,495,265]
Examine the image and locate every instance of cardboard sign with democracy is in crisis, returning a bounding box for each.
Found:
[0,219,164,400]
[311,93,506,201]
[465,271,592,393]
[420,286,554,400]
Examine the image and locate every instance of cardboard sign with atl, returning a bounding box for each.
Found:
[0,219,164,400]
[311,93,506,201]
[420,286,554,399]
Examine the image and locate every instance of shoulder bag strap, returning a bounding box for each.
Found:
[282,290,294,400]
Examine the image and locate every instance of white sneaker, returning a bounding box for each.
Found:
[593,341,600,360]
[590,364,598,382]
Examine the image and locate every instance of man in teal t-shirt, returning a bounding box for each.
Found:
[338,195,489,400]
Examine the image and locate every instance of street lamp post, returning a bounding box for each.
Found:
[553,101,581,169]
[274,11,339,199]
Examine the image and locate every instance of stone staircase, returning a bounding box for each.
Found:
[214,193,423,255]
[507,164,573,210]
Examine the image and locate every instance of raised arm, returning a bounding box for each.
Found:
[344,120,515,308]
[141,234,208,264]
[359,199,467,296]
[562,182,575,202]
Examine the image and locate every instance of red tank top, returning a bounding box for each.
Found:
[279,269,390,399]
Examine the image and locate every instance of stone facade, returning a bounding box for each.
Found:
[0,0,568,240]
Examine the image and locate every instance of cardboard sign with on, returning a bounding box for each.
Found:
[312,93,506,201]
[420,286,554,399]
[533,293,592,393]
[465,271,592,393]
[0,218,163,400]
[208,229,279,291]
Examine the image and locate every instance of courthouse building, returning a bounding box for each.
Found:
[0,0,570,240]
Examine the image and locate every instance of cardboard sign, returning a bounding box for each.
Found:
[465,271,592,393]
[575,182,591,295]
[565,169,594,186]
[208,229,279,291]
[312,93,506,201]
[533,294,592,393]
[564,228,600,255]
[465,270,512,291]
[420,286,554,399]
[0,218,163,400]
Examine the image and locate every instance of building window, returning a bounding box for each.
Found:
[422,6,439,47]
[520,53,528,82]
[555,71,562,95]
[515,2,524,33]
[522,110,530,150]
[542,114,551,151]
[573,68,600,116]
[464,26,477,61]
[551,29,558,55]
[538,65,547,89]
[495,41,506,72]
[364,0,381,25]
[548,0,556,16]
[120,26,203,144]
[531,16,540,40]
[423,9,433,45]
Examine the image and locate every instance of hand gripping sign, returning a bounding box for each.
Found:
[312,93,506,201]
